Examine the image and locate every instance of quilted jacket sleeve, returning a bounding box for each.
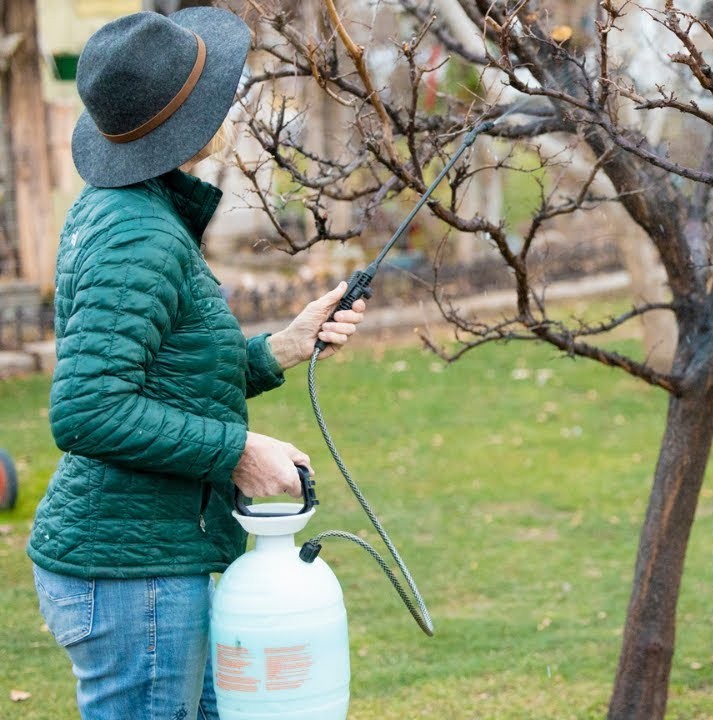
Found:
[244,333,285,399]
[49,223,244,493]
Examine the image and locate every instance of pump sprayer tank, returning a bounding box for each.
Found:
[211,469,350,720]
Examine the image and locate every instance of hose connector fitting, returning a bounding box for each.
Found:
[299,540,322,564]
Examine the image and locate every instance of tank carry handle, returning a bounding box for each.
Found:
[234,465,318,518]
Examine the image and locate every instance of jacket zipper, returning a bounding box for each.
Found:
[199,484,212,532]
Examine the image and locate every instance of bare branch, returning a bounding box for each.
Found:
[323,0,397,162]
[422,243,682,394]
[653,3,713,93]
[613,81,713,126]
[530,324,682,394]
[600,118,713,185]
[398,0,487,65]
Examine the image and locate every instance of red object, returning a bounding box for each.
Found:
[0,450,18,510]
[424,45,441,111]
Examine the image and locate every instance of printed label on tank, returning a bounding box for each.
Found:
[265,645,312,691]
[216,644,259,692]
[216,642,313,693]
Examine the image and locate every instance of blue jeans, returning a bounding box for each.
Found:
[33,564,218,720]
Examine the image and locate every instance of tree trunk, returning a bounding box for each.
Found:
[0,44,18,276]
[608,378,713,719]
[3,0,54,292]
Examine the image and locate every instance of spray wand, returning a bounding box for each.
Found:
[301,117,501,637]
[314,118,496,350]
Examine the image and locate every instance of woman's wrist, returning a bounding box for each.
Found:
[267,330,303,371]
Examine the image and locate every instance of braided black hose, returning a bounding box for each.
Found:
[307,347,434,637]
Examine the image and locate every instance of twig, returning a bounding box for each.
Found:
[323,0,397,163]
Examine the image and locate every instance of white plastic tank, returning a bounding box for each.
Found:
[211,499,350,720]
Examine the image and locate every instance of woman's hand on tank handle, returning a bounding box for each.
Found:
[231,432,312,499]
[267,282,367,369]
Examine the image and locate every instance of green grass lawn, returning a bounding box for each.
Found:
[2,332,713,719]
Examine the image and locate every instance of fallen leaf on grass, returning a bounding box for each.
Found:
[10,690,31,702]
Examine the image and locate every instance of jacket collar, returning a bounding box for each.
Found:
[149,169,223,242]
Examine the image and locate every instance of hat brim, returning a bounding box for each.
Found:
[72,8,250,188]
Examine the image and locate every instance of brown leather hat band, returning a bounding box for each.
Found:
[100,32,207,144]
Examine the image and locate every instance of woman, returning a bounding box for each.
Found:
[27,8,366,719]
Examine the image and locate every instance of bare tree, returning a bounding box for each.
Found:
[228,1,713,718]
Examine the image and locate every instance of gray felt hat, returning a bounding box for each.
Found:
[71,8,250,188]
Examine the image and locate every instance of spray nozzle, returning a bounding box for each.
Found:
[463,119,496,146]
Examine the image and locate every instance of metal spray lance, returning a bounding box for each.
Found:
[314,117,496,349]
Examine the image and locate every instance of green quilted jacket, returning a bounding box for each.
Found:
[28,169,285,578]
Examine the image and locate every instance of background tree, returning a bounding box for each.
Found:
[230,1,713,718]
[0,0,53,290]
